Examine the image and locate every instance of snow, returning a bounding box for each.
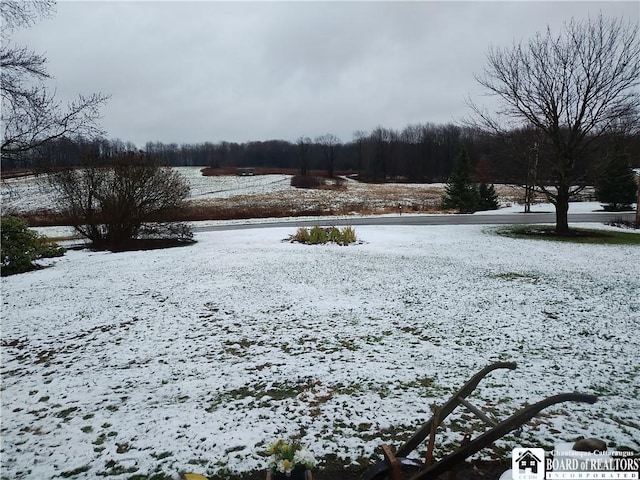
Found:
[482,201,618,215]
[1,174,55,214]
[1,169,294,214]
[178,167,292,200]
[1,224,639,479]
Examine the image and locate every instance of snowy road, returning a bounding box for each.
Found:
[193,211,636,231]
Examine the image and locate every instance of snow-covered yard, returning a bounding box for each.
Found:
[1,224,639,479]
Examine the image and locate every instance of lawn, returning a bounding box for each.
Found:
[1,224,639,479]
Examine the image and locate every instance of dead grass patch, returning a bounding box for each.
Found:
[16,179,511,227]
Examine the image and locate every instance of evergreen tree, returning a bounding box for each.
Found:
[595,144,637,211]
[478,183,500,211]
[442,148,479,213]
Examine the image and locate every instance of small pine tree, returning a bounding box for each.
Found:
[442,148,479,213]
[478,183,500,211]
[595,144,637,211]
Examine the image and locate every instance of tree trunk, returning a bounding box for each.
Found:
[524,185,532,213]
[636,177,640,228]
[555,186,570,234]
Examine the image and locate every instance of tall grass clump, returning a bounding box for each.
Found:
[339,226,357,245]
[289,226,357,246]
[309,226,328,244]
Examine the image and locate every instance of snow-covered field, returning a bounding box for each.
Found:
[1,224,639,479]
[178,167,293,201]
[1,168,295,214]
[1,174,55,214]
[0,168,473,216]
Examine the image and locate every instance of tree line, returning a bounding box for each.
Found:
[8,124,638,188]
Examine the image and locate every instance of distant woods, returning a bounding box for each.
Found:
[8,123,639,187]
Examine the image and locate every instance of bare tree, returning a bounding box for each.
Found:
[471,14,640,233]
[352,130,368,178]
[49,152,192,250]
[1,0,109,164]
[401,124,425,181]
[315,133,340,178]
[296,136,311,176]
[0,0,54,30]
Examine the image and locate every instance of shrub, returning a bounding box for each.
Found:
[1,216,66,275]
[327,226,341,243]
[289,226,357,246]
[338,226,357,245]
[308,226,328,244]
[48,152,192,250]
[291,175,326,189]
[289,227,309,243]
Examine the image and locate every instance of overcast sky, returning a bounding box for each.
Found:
[10,1,640,148]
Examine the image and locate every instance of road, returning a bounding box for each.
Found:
[194,211,636,232]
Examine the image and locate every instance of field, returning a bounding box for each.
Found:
[2,219,639,479]
[1,167,527,222]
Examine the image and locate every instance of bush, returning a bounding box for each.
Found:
[327,226,341,243]
[1,216,66,275]
[289,227,311,243]
[291,175,326,189]
[289,226,357,246]
[339,226,357,245]
[309,226,328,244]
[48,152,192,250]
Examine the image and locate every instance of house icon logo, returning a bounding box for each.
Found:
[512,448,545,480]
